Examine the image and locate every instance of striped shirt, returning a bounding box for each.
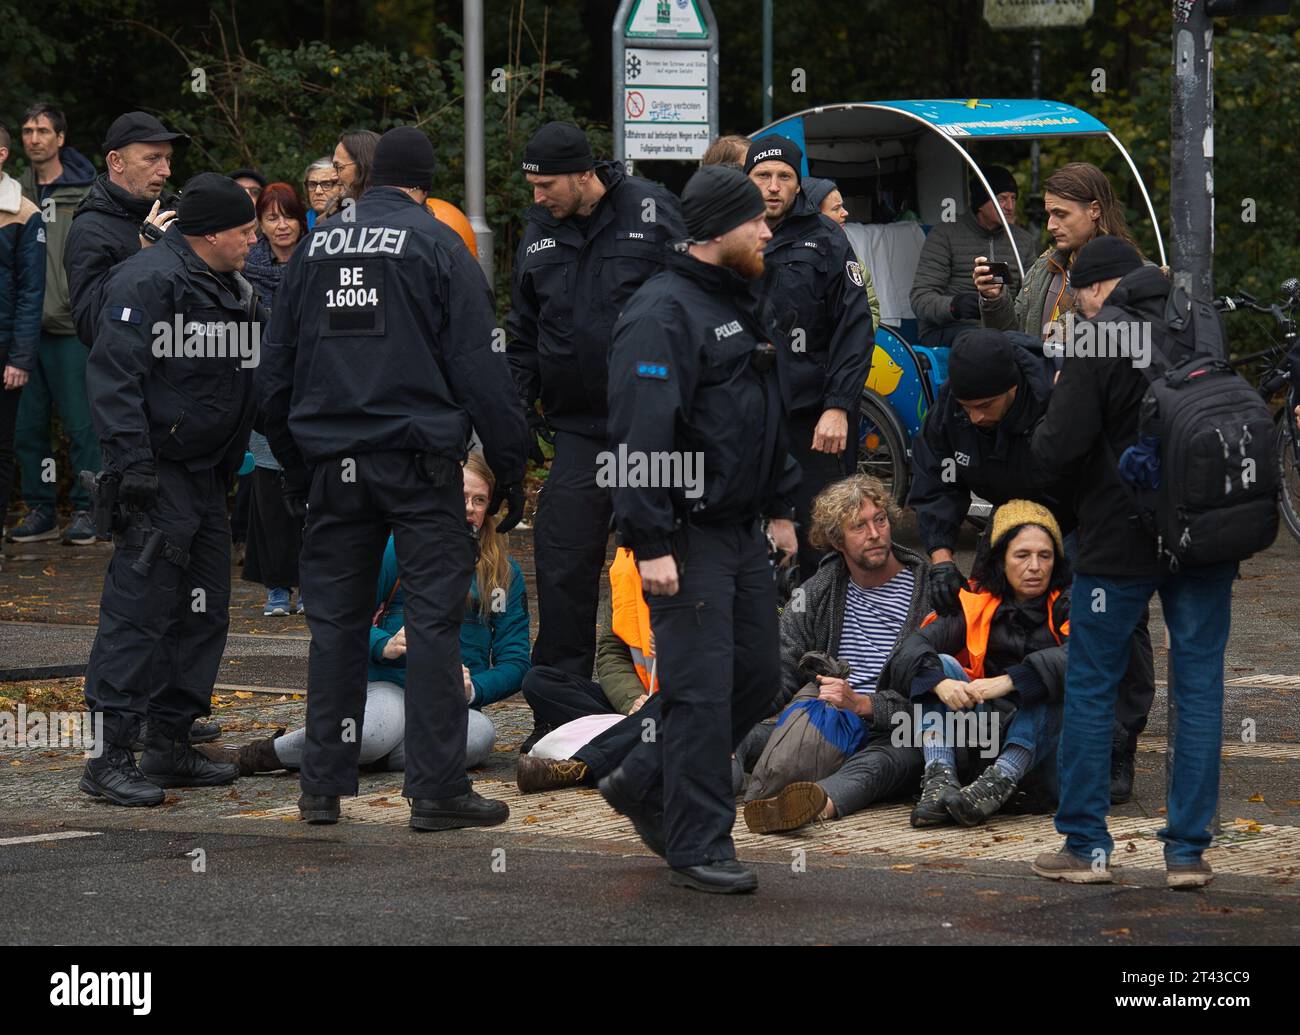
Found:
[839,568,915,693]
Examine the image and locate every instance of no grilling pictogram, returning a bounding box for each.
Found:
[626,90,646,118]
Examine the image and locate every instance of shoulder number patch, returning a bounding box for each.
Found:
[108,306,143,324]
[846,260,864,287]
[636,361,669,380]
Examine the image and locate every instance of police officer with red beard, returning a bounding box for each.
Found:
[600,166,800,895]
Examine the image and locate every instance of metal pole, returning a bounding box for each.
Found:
[463,0,493,287]
[762,0,773,125]
[1030,36,1041,195]
[1170,0,1214,300]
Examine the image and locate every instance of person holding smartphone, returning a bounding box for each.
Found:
[910,165,1033,347]
[973,162,1140,344]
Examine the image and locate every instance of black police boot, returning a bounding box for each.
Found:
[598,769,666,858]
[131,718,221,751]
[409,789,509,831]
[669,859,758,894]
[299,794,340,824]
[79,744,166,807]
[1110,725,1137,805]
[189,719,221,744]
[139,724,238,788]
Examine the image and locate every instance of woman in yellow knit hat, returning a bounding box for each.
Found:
[889,500,1072,828]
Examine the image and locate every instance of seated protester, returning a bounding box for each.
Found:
[742,475,933,835]
[515,547,655,792]
[199,452,530,775]
[910,164,1035,347]
[898,500,1070,829]
[518,545,773,795]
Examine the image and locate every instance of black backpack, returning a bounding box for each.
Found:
[1125,286,1279,570]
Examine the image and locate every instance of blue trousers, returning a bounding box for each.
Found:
[1057,564,1237,865]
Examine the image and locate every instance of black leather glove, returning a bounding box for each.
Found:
[490,482,525,534]
[949,292,982,321]
[929,560,968,617]
[280,467,310,523]
[119,462,159,510]
[527,410,555,467]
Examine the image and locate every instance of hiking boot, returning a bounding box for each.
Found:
[299,794,340,824]
[7,505,58,543]
[910,761,960,828]
[139,726,238,788]
[599,769,666,858]
[1167,858,1214,889]
[62,510,98,546]
[79,745,166,807]
[409,789,509,831]
[1032,844,1113,884]
[669,859,758,894]
[516,753,589,793]
[131,719,221,751]
[1110,727,1136,804]
[742,781,828,834]
[264,587,291,616]
[946,765,1017,827]
[195,729,285,777]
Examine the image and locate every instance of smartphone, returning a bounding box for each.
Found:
[984,261,1011,286]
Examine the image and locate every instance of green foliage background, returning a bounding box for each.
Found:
[2,0,1296,312]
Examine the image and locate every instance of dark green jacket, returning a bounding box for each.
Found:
[19,147,95,336]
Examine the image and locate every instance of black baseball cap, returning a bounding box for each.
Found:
[103,111,189,154]
[227,167,268,190]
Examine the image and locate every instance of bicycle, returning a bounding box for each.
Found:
[1216,278,1300,543]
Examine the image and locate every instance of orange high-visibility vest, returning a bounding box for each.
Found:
[921,588,1068,680]
[609,547,656,694]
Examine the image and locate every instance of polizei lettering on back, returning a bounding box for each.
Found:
[306,226,409,258]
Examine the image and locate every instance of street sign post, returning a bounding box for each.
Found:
[613,0,720,166]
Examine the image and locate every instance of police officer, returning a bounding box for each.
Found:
[260,127,528,830]
[746,135,875,579]
[507,122,685,685]
[911,328,1155,803]
[79,174,261,805]
[600,165,800,894]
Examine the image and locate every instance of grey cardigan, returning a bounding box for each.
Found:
[771,543,933,734]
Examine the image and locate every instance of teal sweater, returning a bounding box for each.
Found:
[367,536,531,707]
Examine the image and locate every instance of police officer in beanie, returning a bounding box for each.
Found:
[909,328,1071,602]
[600,165,800,894]
[745,135,875,579]
[507,122,685,688]
[260,126,528,829]
[79,173,261,805]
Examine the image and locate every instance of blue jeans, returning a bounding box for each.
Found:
[1057,564,1237,865]
[925,655,1061,791]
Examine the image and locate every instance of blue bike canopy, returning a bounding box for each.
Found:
[750,98,1166,272]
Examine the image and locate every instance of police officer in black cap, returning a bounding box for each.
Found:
[65,111,190,348]
[600,165,800,894]
[80,173,262,805]
[507,122,686,687]
[745,135,875,579]
[260,126,528,830]
[909,328,1073,603]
